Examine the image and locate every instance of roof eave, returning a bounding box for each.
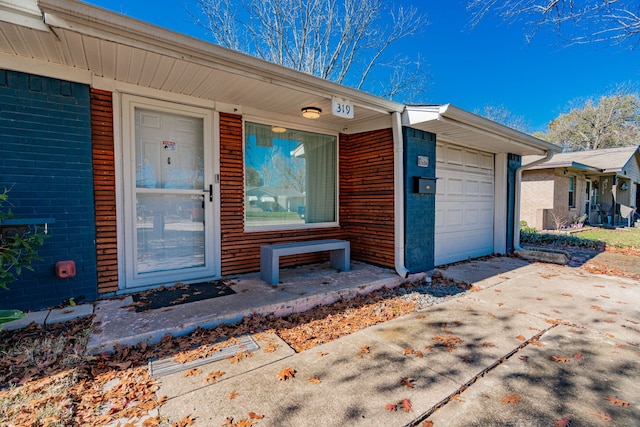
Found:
[403,104,562,156]
[38,0,404,115]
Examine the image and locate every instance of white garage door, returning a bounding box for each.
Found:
[435,143,494,266]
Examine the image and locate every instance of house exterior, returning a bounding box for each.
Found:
[0,0,558,311]
[521,146,640,230]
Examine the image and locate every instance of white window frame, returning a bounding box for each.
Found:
[242,118,340,233]
[568,175,576,208]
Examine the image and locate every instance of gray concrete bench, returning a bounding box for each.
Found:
[260,239,350,285]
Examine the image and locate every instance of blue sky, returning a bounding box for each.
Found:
[84,0,639,132]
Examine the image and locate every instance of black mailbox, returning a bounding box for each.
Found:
[413,177,437,194]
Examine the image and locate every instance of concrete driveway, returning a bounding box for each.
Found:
[155,256,639,426]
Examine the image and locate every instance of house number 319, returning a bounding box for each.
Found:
[332,97,354,119]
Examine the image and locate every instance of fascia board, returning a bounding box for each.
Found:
[437,104,561,154]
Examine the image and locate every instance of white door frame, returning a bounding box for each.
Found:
[118,93,220,291]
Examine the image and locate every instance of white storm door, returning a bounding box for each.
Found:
[121,95,218,289]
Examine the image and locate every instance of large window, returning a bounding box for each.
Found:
[568,176,576,208]
[244,122,337,228]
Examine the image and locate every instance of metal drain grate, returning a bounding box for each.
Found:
[148,334,259,377]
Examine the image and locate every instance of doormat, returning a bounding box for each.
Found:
[130,280,235,312]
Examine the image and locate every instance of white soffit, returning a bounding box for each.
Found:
[403,104,561,156]
[0,0,404,134]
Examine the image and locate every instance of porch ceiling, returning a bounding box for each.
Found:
[0,0,403,134]
[404,104,561,157]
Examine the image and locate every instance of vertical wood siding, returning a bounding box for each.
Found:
[91,89,119,293]
[219,113,395,275]
[339,129,395,268]
[219,113,347,275]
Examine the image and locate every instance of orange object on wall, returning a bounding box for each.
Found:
[55,260,76,279]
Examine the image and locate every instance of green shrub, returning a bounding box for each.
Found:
[520,229,603,249]
[1,190,48,290]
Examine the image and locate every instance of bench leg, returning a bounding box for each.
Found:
[260,248,279,286]
[329,247,350,272]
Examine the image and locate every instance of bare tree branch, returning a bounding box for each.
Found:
[467,0,640,48]
[193,0,428,101]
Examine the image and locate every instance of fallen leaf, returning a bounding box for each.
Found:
[307,376,321,384]
[422,422,434,427]
[142,417,161,427]
[414,350,424,358]
[355,353,363,359]
[591,410,612,422]
[183,368,202,377]
[317,352,329,357]
[400,378,415,388]
[235,419,257,427]
[228,350,253,364]
[552,355,571,363]
[554,418,571,427]
[607,396,631,407]
[561,293,572,297]
[469,285,482,292]
[403,348,415,355]
[248,412,265,419]
[228,389,240,400]
[432,335,463,352]
[360,346,371,354]
[482,341,497,348]
[278,367,296,381]
[487,312,495,317]
[573,353,584,360]
[519,355,529,362]
[385,403,398,411]
[500,394,522,405]
[400,398,413,412]
[515,335,526,341]
[173,415,196,426]
[205,370,225,383]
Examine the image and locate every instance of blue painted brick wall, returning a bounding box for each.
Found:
[0,69,97,311]
[403,127,437,273]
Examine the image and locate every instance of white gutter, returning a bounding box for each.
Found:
[513,151,554,250]
[392,111,409,278]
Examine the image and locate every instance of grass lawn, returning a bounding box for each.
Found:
[572,227,640,249]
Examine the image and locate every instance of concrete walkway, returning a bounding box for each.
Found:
[153,257,640,426]
[87,261,422,354]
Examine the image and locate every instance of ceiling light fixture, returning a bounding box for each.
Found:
[301,106,322,119]
[271,126,287,133]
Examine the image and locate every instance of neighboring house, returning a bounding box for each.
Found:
[0,0,558,311]
[521,146,640,230]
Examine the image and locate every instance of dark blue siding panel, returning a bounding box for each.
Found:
[0,70,97,311]
[403,127,437,273]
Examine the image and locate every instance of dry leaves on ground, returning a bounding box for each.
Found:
[0,276,467,426]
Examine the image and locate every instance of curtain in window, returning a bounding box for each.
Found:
[304,135,336,223]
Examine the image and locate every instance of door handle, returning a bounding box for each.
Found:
[207,184,213,202]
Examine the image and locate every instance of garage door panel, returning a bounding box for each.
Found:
[435,143,494,266]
